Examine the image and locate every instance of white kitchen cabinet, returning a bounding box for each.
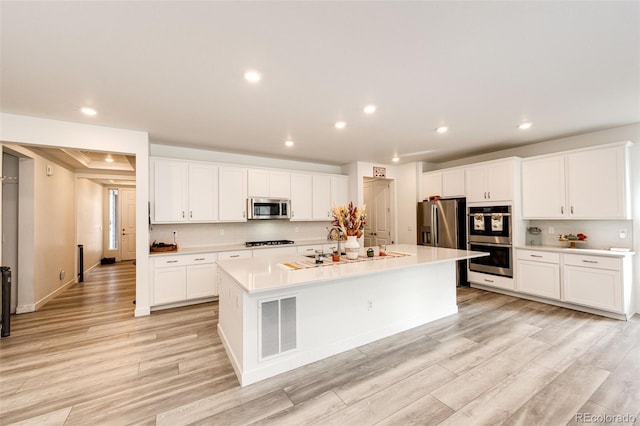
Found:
[521,156,566,218]
[562,253,624,313]
[152,253,218,306]
[442,169,465,198]
[290,173,313,220]
[247,169,291,198]
[465,160,514,203]
[330,175,349,207]
[312,174,332,220]
[153,159,188,223]
[421,169,465,200]
[522,143,630,219]
[468,270,515,291]
[152,159,218,223]
[219,166,248,222]
[516,249,560,299]
[420,172,442,200]
[188,163,218,221]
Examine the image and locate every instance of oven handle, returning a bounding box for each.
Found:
[468,241,512,247]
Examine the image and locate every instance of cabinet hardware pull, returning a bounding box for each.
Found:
[190,211,193,218]
[571,206,574,214]
[230,255,240,258]
[484,191,487,199]
[166,260,178,263]
[487,191,491,199]
[194,258,205,261]
[484,279,494,283]
[182,211,185,218]
[582,260,598,264]
[243,211,246,218]
[561,206,564,214]
[530,255,543,258]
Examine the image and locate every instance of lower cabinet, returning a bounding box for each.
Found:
[562,253,623,313]
[516,250,560,299]
[468,270,515,291]
[152,253,218,306]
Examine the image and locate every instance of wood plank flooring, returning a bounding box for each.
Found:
[1,262,639,425]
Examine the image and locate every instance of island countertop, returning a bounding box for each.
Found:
[216,244,487,294]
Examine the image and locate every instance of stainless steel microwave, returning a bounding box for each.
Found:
[247,198,291,220]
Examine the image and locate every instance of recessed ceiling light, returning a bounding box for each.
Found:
[81,107,97,116]
[335,121,346,129]
[244,70,262,83]
[105,155,114,163]
[363,104,377,114]
[436,126,448,134]
[518,122,533,130]
[285,139,294,147]
[392,156,400,162]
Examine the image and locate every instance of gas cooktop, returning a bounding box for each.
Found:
[245,240,295,247]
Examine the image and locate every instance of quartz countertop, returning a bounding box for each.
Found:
[216,244,488,294]
[149,238,332,257]
[515,245,635,258]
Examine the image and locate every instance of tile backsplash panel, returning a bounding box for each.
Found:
[150,221,332,248]
[527,220,633,250]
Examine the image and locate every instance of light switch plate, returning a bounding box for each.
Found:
[619,229,627,239]
[548,226,555,235]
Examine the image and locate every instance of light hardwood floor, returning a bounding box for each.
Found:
[1,261,639,425]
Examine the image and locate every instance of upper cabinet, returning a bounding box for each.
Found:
[152,160,218,223]
[247,169,291,198]
[218,166,247,221]
[291,173,347,221]
[522,143,631,219]
[330,175,350,206]
[420,169,465,200]
[465,160,514,203]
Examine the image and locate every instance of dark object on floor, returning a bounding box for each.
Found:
[101,257,116,265]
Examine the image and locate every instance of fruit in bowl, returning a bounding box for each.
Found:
[577,233,587,241]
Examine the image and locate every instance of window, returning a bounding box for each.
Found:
[108,188,119,250]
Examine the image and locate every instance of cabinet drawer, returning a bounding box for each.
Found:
[154,255,189,267]
[517,250,559,263]
[468,271,515,290]
[185,253,217,265]
[563,254,621,271]
[218,250,253,260]
[297,245,324,254]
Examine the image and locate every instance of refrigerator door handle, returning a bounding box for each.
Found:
[431,204,438,246]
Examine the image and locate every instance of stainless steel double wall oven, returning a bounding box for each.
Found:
[467,205,513,277]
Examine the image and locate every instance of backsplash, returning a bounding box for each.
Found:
[527,220,633,250]
[150,221,332,248]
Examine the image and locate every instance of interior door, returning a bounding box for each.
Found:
[120,188,136,261]
[372,180,391,246]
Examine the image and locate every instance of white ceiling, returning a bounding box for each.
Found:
[1,1,638,166]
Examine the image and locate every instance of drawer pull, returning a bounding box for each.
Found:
[194,257,205,261]
[582,260,598,264]
[230,255,240,258]
[530,254,543,258]
[166,260,178,263]
[484,279,494,283]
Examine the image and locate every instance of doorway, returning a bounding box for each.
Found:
[2,152,19,314]
[363,178,392,247]
[104,187,137,262]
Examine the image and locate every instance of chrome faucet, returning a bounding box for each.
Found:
[328,227,343,255]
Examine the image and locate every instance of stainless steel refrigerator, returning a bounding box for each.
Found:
[417,198,467,286]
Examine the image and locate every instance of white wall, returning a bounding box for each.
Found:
[76,178,104,272]
[2,153,19,313]
[396,162,420,244]
[0,113,150,317]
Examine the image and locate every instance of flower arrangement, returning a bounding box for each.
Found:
[332,202,367,238]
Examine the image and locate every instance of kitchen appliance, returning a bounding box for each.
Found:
[245,239,295,247]
[467,205,513,277]
[247,198,290,220]
[417,198,467,286]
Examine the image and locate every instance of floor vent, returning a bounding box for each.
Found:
[260,296,297,359]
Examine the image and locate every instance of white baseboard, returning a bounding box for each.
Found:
[16,304,35,314]
[34,278,76,311]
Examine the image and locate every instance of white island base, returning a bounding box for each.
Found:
[217,245,484,386]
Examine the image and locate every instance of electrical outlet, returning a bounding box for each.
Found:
[219,229,225,236]
[367,300,373,311]
[619,229,627,239]
[548,226,555,235]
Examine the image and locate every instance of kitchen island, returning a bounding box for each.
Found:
[216,244,487,386]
